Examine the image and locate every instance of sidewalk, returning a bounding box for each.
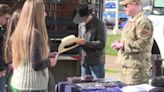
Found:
[107,28,121,34]
[105,55,122,80]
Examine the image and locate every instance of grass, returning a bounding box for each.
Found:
[105,68,119,73]
[105,34,121,56]
[105,34,121,75]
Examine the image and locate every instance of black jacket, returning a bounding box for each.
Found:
[82,15,107,66]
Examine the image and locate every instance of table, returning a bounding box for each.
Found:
[56,79,124,92]
[56,79,156,92]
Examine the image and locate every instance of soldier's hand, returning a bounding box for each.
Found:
[111,42,116,48]
[111,41,124,50]
[114,41,124,49]
[111,40,120,49]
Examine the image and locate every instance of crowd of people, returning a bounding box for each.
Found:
[0,0,58,92]
[0,0,156,91]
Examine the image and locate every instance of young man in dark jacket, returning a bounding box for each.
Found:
[73,4,107,78]
[0,4,11,92]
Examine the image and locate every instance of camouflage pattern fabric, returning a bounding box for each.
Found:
[121,67,149,85]
[117,12,154,84]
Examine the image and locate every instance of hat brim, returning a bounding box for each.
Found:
[119,1,129,6]
[73,12,86,24]
[58,35,83,53]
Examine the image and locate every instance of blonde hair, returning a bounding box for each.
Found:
[4,9,21,64]
[11,0,49,68]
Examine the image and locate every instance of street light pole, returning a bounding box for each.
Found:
[113,0,119,34]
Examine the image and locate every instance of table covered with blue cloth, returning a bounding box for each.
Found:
[56,78,124,92]
[56,78,158,92]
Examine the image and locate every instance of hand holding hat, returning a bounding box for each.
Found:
[58,35,84,54]
[49,35,83,66]
[75,39,86,45]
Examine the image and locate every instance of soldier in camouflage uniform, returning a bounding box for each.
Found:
[111,0,154,85]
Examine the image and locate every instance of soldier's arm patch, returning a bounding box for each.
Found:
[140,29,149,39]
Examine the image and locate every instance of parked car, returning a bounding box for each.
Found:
[103,11,128,29]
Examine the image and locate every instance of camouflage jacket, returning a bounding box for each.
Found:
[117,12,154,68]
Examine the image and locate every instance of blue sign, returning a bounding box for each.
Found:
[105,3,116,9]
[103,12,128,18]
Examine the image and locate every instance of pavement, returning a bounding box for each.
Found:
[107,28,121,34]
[105,55,122,80]
[105,28,122,80]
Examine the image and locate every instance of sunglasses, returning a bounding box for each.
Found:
[124,4,128,8]
[124,4,127,8]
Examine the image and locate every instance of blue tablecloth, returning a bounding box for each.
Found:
[56,81,156,92]
[56,81,122,92]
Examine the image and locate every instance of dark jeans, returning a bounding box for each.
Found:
[81,64,105,78]
[0,76,6,92]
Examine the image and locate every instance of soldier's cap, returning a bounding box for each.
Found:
[119,0,141,6]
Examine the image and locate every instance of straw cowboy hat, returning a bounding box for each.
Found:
[73,4,94,24]
[58,35,83,54]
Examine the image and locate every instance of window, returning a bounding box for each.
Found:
[154,0,164,7]
[152,0,164,15]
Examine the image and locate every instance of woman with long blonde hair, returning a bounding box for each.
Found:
[10,0,57,91]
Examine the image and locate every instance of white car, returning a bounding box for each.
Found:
[148,0,164,78]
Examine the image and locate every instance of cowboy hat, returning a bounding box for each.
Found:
[73,4,94,24]
[58,35,83,54]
